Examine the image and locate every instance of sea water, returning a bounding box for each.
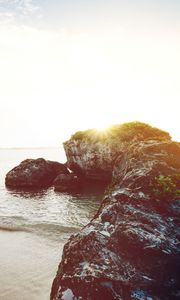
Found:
[0,148,103,300]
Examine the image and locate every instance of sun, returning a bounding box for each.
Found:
[91,123,112,140]
[94,121,112,132]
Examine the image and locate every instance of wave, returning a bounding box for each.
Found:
[29,223,80,234]
[0,221,79,235]
[0,224,30,232]
[0,215,27,221]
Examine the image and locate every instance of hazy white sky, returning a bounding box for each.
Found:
[0,0,179,147]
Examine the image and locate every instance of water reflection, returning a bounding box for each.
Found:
[7,186,48,199]
[6,180,107,199]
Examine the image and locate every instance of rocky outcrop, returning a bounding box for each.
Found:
[63,123,171,182]
[5,158,69,189]
[51,123,180,300]
[54,173,81,192]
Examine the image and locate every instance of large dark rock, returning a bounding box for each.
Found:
[54,173,81,192]
[5,158,69,189]
[51,123,180,300]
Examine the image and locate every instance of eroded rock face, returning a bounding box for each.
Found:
[5,158,69,189]
[63,139,121,182]
[51,132,180,300]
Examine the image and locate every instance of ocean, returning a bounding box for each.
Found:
[0,148,103,300]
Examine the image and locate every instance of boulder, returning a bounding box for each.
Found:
[51,123,180,300]
[54,173,81,192]
[5,158,69,189]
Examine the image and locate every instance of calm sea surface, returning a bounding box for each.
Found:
[0,148,103,300]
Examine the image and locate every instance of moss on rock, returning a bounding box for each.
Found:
[67,121,171,143]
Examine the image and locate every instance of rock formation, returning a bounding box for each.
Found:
[51,122,180,300]
[63,123,171,183]
[54,173,81,192]
[5,158,69,189]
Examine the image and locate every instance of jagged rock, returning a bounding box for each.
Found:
[54,173,81,192]
[51,123,180,300]
[5,158,69,189]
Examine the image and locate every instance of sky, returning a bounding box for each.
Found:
[0,0,179,147]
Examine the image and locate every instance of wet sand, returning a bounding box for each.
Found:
[0,230,64,300]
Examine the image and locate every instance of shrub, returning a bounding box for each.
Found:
[109,121,171,142]
[151,174,180,201]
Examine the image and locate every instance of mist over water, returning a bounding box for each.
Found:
[0,149,103,300]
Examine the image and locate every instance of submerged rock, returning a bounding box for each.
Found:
[5,158,69,189]
[51,122,180,300]
[54,173,81,192]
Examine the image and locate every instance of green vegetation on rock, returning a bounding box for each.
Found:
[151,174,180,201]
[67,121,171,143]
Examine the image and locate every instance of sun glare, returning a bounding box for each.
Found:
[95,125,110,132]
[94,123,112,133]
[95,125,111,136]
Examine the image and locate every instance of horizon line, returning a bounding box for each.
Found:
[0,146,61,150]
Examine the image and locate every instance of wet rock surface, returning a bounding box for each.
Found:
[5,158,69,189]
[51,125,180,300]
[54,173,81,192]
